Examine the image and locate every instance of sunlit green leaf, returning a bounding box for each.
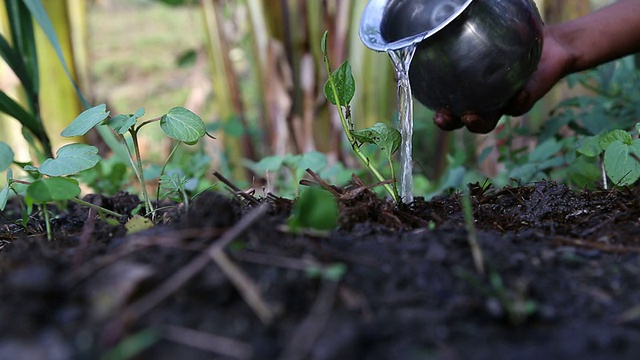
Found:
[26,177,80,203]
[61,104,110,137]
[160,107,206,144]
[0,142,14,171]
[324,61,355,106]
[38,143,101,176]
[351,122,401,160]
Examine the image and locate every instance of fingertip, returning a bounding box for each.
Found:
[460,113,500,134]
[433,109,464,131]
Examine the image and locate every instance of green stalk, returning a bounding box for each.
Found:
[69,197,124,218]
[41,203,52,241]
[321,44,398,201]
[461,190,484,274]
[154,141,181,206]
[129,128,154,217]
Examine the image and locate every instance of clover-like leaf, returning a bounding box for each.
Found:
[61,104,110,137]
[109,107,145,134]
[351,122,401,160]
[0,141,14,171]
[38,143,101,176]
[160,107,206,144]
[324,61,355,106]
[603,139,640,186]
[26,177,80,203]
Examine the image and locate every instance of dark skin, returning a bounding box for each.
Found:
[434,0,640,134]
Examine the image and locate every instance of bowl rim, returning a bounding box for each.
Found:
[359,0,474,52]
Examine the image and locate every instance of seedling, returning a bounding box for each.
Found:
[321,32,400,202]
[61,104,208,218]
[0,139,124,240]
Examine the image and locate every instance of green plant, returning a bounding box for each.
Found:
[287,186,339,232]
[61,104,209,217]
[321,32,400,202]
[0,140,123,240]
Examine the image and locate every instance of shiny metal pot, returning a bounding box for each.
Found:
[360,0,544,116]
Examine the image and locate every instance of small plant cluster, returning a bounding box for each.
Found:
[0,104,208,239]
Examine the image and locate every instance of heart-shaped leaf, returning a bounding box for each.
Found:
[26,177,80,203]
[160,107,205,144]
[61,104,110,137]
[38,143,101,176]
[604,139,640,186]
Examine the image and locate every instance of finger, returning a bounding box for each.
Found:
[433,109,464,131]
[460,112,501,134]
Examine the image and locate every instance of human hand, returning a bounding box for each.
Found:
[433,26,572,133]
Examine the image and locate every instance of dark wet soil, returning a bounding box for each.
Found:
[2,180,640,360]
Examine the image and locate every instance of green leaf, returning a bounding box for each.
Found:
[0,142,14,171]
[0,91,42,138]
[61,104,110,137]
[38,143,101,176]
[351,122,402,160]
[251,155,285,173]
[26,177,80,203]
[528,138,563,163]
[603,139,640,186]
[0,169,12,211]
[290,151,328,180]
[160,107,206,144]
[22,0,88,107]
[109,107,145,134]
[324,61,355,106]
[599,129,633,150]
[576,134,605,157]
[288,187,339,231]
[0,183,9,211]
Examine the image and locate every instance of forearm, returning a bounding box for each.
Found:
[549,0,640,75]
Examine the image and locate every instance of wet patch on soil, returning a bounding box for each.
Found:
[2,181,640,359]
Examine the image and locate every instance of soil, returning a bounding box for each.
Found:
[2,179,640,360]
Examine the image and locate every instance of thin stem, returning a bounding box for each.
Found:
[70,197,124,218]
[322,51,398,201]
[461,190,484,275]
[42,204,52,241]
[130,129,154,217]
[155,141,182,206]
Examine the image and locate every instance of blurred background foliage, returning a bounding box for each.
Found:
[0,0,628,197]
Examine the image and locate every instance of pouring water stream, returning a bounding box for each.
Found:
[388,46,416,204]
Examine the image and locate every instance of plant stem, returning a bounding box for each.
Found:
[461,190,484,274]
[322,55,398,201]
[69,197,124,218]
[129,128,154,217]
[155,141,181,205]
[42,204,52,241]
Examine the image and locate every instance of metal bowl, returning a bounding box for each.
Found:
[360,0,544,116]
